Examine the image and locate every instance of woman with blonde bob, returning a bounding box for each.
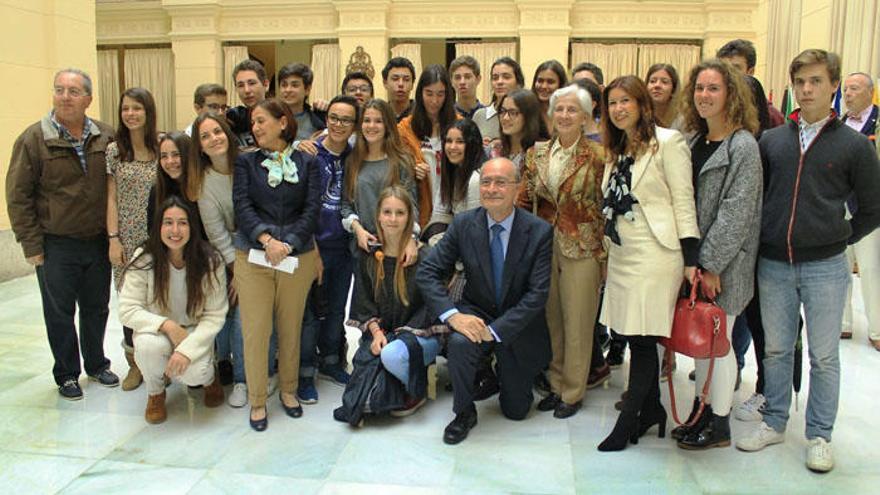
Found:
[517,84,606,418]
[671,59,762,450]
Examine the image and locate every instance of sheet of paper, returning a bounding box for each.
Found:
[248,248,299,274]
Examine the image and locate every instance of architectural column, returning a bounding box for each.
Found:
[702,0,760,63]
[165,2,223,130]
[333,0,391,99]
[516,0,574,79]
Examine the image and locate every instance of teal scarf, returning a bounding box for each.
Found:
[260,144,299,187]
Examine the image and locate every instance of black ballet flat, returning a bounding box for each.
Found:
[249,408,268,432]
[280,392,303,418]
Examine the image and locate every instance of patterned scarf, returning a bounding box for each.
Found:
[260,144,299,187]
[602,154,638,245]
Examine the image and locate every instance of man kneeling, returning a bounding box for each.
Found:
[417,158,553,444]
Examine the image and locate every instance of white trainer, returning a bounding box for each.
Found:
[735,421,785,452]
[806,437,834,473]
[228,382,248,408]
[267,374,279,396]
[734,393,765,422]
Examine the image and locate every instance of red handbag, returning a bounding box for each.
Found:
[662,270,730,426]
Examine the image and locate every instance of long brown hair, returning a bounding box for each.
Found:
[127,196,223,318]
[371,185,417,306]
[499,89,547,155]
[156,132,192,211]
[115,87,159,162]
[601,76,658,163]
[645,63,681,128]
[344,99,416,202]
[680,59,759,137]
[188,113,238,200]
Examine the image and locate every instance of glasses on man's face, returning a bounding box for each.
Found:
[345,85,371,95]
[479,177,516,188]
[205,103,228,113]
[499,108,521,119]
[54,86,86,98]
[327,114,356,127]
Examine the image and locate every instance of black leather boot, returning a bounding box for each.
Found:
[599,336,657,452]
[671,398,702,441]
[678,412,731,450]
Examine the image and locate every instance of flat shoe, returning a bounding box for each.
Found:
[280,392,303,418]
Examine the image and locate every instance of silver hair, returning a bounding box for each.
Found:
[54,68,93,96]
[847,72,874,91]
[480,157,521,182]
[547,84,593,119]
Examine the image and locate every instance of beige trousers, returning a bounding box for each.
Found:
[235,249,317,407]
[134,332,215,395]
[546,243,602,405]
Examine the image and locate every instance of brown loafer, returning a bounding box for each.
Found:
[870,338,880,352]
[204,374,224,408]
[840,331,853,340]
[145,391,167,424]
[587,364,611,389]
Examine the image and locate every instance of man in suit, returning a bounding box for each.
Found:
[841,71,880,349]
[417,157,553,445]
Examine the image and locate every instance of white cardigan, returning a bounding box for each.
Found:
[118,250,228,362]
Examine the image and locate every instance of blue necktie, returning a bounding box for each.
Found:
[490,223,505,305]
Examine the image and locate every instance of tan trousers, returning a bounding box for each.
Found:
[134,332,214,396]
[235,249,317,407]
[546,243,602,405]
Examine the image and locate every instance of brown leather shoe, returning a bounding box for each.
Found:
[204,373,224,408]
[870,338,880,352]
[587,364,611,389]
[840,331,853,340]
[145,391,167,424]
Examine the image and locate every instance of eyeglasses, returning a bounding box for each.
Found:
[204,103,228,113]
[345,85,372,94]
[327,114,357,127]
[54,86,86,98]
[499,108,521,119]
[479,177,517,188]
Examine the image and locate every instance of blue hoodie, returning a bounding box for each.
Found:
[314,136,352,252]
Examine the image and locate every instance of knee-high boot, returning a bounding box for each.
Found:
[598,336,658,451]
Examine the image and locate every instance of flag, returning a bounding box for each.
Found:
[781,86,795,120]
[832,85,842,114]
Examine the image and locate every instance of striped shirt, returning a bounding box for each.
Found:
[50,111,92,173]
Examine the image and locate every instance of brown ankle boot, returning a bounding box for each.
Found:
[145,391,167,424]
[122,351,143,391]
[204,372,224,408]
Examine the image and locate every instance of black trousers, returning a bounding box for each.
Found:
[35,235,111,385]
[447,332,534,419]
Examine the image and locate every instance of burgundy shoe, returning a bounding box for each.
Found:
[390,396,427,417]
[587,364,611,389]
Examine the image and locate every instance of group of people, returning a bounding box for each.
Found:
[6,37,880,475]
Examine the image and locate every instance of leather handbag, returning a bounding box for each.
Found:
[662,270,730,426]
[662,271,729,359]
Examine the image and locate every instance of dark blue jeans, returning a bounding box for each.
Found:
[731,314,751,371]
[300,248,352,377]
[36,235,111,385]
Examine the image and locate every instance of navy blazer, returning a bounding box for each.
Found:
[233,148,321,254]
[416,206,553,371]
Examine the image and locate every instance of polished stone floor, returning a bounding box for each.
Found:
[0,273,877,494]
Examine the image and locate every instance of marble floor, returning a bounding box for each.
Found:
[0,273,878,494]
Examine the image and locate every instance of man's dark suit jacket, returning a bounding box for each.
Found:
[417,206,553,373]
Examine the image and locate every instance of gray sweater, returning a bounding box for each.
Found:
[691,130,762,315]
[197,168,236,265]
[339,157,419,238]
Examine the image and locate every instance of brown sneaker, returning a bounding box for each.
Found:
[145,391,167,424]
[390,396,427,417]
[204,373,224,408]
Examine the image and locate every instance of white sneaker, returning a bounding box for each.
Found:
[267,374,279,396]
[734,393,765,422]
[806,437,834,472]
[228,383,248,408]
[736,422,785,452]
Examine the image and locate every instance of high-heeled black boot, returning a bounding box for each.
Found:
[671,398,702,441]
[598,336,657,452]
[678,412,730,450]
[637,352,666,439]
